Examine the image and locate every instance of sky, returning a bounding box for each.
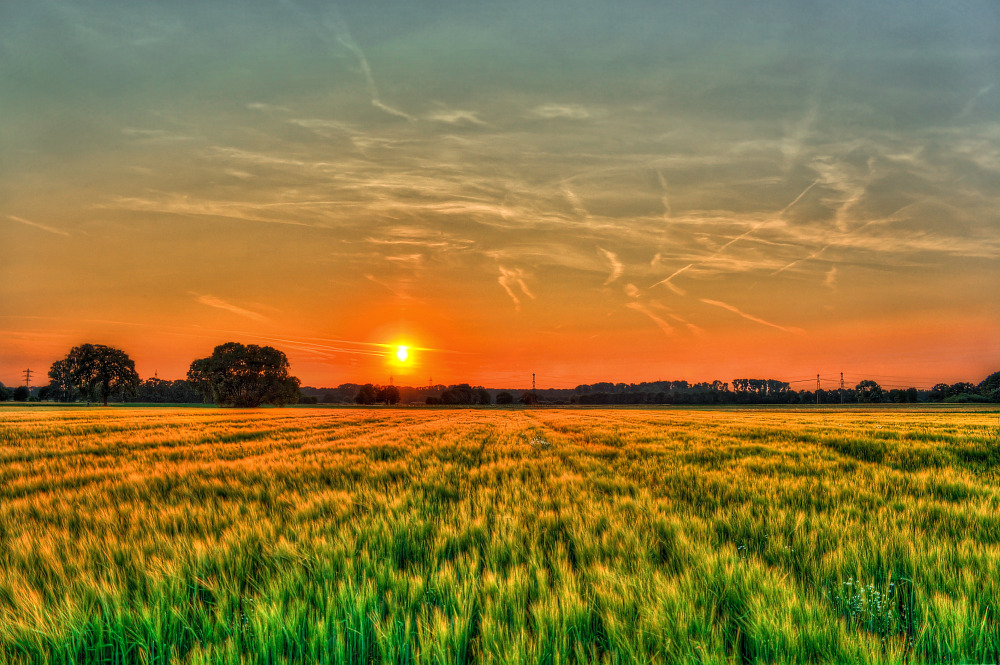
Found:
[2,0,999,389]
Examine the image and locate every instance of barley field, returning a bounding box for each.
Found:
[1,406,998,664]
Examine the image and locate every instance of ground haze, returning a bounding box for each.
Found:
[1,406,998,663]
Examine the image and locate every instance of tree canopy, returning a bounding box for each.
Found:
[54,344,140,406]
[187,342,300,408]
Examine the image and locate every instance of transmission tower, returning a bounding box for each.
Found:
[532,373,535,391]
[840,372,845,404]
[23,368,33,391]
[816,374,820,405]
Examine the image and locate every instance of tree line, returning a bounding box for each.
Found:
[0,342,300,407]
[3,342,998,407]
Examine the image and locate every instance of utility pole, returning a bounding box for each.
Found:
[840,372,845,404]
[23,368,33,392]
[532,373,535,391]
[816,374,820,405]
[389,374,393,386]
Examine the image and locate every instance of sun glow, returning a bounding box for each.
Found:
[395,346,409,363]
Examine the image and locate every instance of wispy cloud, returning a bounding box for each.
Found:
[324,11,413,121]
[957,83,995,119]
[121,128,194,142]
[561,184,590,218]
[625,302,674,336]
[497,266,535,311]
[598,247,623,285]
[530,103,591,120]
[700,298,803,334]
[8,215,70,237]
[247,102,293,113]
[824,266,838,288]
[195,295,266,321]
[656,170,672,219]
[427,109,486,126]
[108,194,313,227]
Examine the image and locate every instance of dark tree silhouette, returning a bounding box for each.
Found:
[855,380,883,403]
[355,384,378,405]
[519,391,539,405]
[47,358,78,402]
[495,391,513,405]
[441,384,475,405]
[979,371,1000,402]
[13,386,30,402]
[59,344,140,406]
[474,387,491,405]
[377,385,400,405]
[188,342,300,407]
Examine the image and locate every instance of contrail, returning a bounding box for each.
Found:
[700,298,803,334]
[281,0,413,120]
[8,215,70,237]
[649,225,758,290]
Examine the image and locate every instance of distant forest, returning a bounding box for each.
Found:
[3,357,998,407]
[298,374,1000,406]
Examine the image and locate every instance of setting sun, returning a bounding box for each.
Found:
[395,346,409,363]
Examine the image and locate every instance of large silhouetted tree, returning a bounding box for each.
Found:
[58,344,140,406]
[188,342,300,407]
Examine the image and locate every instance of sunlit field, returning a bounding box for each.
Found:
[1,406,998,664]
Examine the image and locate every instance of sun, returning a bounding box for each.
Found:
[395,345,409,363]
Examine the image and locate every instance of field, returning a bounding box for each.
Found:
[1,406,998,664]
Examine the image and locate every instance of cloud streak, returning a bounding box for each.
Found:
[700,299,803,334]
[598,247,623,285]
[625,302,674,336]
[497,266,535,311]
[7,215,70,237]
[195,295,267,321]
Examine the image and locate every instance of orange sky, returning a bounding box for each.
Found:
[2,2,999,390]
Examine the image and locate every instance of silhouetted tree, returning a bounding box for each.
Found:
[949,382,977,396]
[495,391,513,405]
[855,380,883,403]
[519,391,538,405]
[188,342,300,407]
[929,383,949,402]
[0,384,10,402]
[377,385,400,405]
[13,386,30,402]
[59,344,140,406]
[474,387,491,405]
[441,384,475,405]
[132,377,202,403]
[47,359,78,402]
[355,384,378,405]
[979,371,1000,402]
